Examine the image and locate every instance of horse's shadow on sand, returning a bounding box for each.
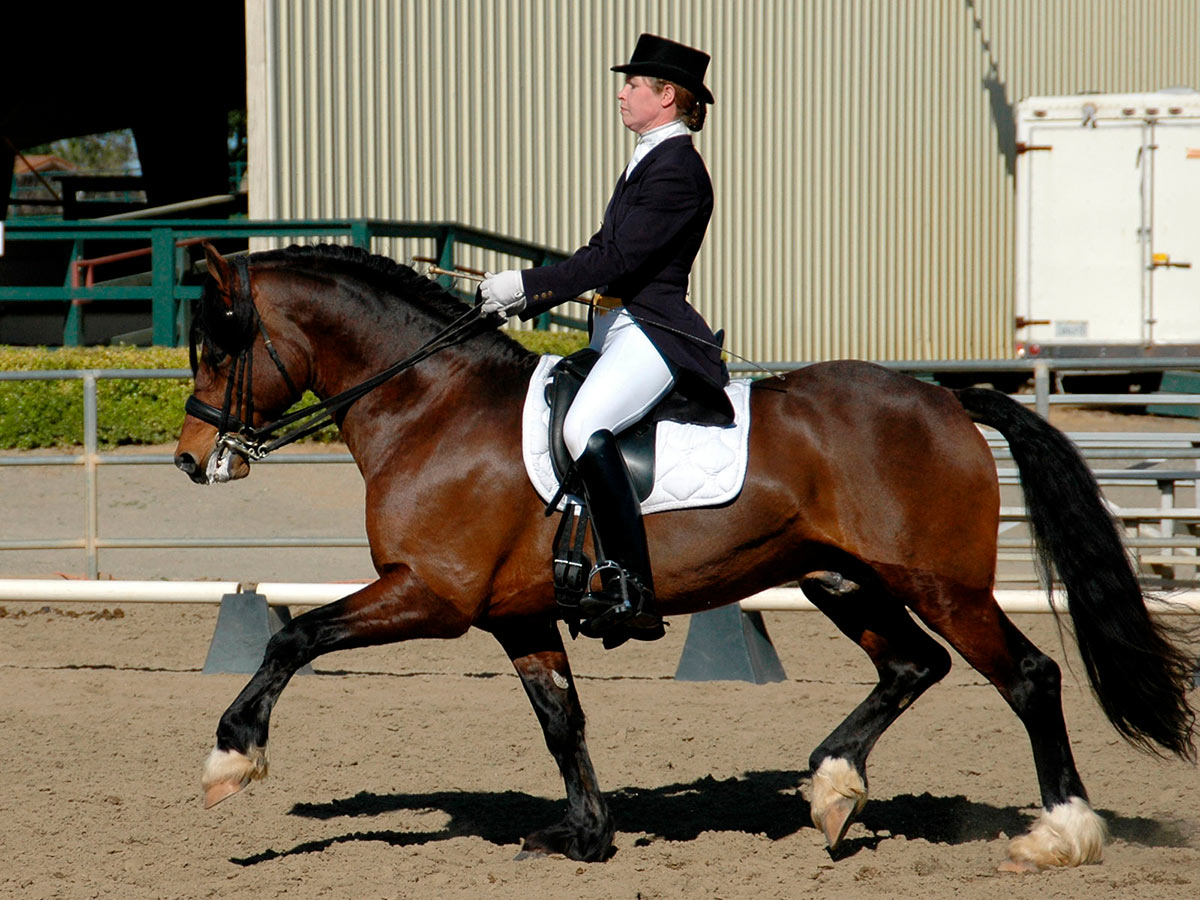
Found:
[229,769,1192,865]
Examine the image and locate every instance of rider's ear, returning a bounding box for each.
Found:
[202,242,235,308]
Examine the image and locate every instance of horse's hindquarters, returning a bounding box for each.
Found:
[648,365,1000,612]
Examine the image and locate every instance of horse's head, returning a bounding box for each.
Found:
[175,243,306,484]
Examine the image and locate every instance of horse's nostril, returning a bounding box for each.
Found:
[175,452,198,474]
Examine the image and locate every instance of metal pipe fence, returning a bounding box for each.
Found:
[3,361,1200,581]
[0,218,572,345]
[0,368,361,577]
[732,357,1200,419]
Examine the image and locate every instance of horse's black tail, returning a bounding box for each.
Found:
[955,387,1197,761]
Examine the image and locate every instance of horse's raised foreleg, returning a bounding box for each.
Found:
[201,565,472,808]
[914,593,1106,871]
[801,572,952,852]
[491,618,614,862]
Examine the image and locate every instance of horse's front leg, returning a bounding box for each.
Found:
[201,565,472,807]
[491,618,614,862]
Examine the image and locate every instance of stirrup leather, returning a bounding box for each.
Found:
[551,501,592,638]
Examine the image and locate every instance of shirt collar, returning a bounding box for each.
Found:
[625,119,690,177]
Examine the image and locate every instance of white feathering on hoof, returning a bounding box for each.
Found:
[1007,797,1107,870]
[808,757,868,830]
[201,745,269,807]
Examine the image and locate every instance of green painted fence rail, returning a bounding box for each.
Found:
[0,218,572,345]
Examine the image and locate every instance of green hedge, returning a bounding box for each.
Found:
[0,346,193,449]
[508,330,587,357]
[0,329,587,449]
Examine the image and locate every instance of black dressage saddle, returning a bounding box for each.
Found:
[545,348,656,501]
[544,339,735,500]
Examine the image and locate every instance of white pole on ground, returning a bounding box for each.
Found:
[2,581,1197,614]
[0,580,239,603]
[738,587,1200,615]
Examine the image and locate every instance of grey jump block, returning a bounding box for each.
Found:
[202,589,313,675]
[674,604,787,684]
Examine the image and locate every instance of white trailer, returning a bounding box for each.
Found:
[1015,89,1200,362]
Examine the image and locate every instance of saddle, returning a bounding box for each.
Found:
[544,344,734,501]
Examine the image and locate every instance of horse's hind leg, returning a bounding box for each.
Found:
[912,587,1106,870]
[802,572,952,851]
[201,566,472,807]
[491,618,614,862]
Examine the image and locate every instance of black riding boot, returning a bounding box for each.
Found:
[575,429,665,643]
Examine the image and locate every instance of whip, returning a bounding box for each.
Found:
[421,263,785,381]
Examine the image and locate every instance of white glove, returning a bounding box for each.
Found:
[479,270,527,318]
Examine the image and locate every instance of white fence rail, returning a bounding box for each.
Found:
[3,580,1198,616]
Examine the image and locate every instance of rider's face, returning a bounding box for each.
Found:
[618,76,674,135]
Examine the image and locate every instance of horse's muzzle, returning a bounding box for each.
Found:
[174,450,205,483]
[174,446,250,485]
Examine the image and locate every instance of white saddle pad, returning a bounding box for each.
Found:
[522,354,753,514]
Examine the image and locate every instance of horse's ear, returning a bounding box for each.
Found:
[202,241,235,306]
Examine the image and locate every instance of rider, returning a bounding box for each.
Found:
[480,33,732,642]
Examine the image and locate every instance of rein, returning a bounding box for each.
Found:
[186,259,485,461]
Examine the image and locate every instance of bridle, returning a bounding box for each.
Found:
[185,255,486,462]
[184,256,301,452]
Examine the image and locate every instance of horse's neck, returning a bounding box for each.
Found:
[276,278,532,473]
[321,340,530,477]
[301,301,439,403]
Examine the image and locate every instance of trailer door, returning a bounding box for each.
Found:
[1020,121,1146,348]
[1147,120,1200,346]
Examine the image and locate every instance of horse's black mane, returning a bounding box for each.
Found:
[256,244,472,322]
[193,243,534,369]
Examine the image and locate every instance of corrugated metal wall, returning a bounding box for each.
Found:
[247,0,1200,362]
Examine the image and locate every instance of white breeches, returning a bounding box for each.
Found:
[563,308,675,460]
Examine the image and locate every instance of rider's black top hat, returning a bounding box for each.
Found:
[611,34,714,105]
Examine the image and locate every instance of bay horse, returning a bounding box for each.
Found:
[175,243,1195,872]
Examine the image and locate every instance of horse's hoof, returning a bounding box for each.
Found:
[820,795,860,850]
[519,823,611,862]
[519,828,573,859]
[1004,797,1106,869]
[203,778,248,809]
[201,745,268,809]
[809,757,867,851]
